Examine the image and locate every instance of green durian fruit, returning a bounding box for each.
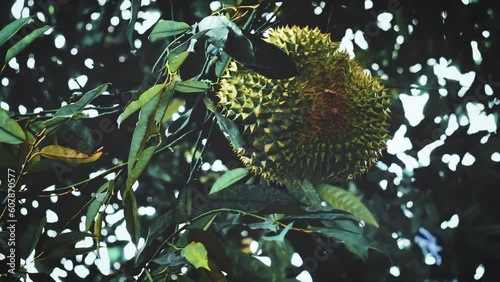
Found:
[216,26,391,184]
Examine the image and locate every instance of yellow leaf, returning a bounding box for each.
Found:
[35,145,103,164]
[181,242,211,271]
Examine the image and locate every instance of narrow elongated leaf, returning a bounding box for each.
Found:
[127,94,161,172]
[44,246,96,260]
[286,180,324,211]
[126,145,156,191]
[224,246,273,281]
[167,51,189,73]
[119,84,165,126]
[161,99,184,124]
[175,80,211,93]
[314,184,379,227]
[127,0,141,47]
[5,25,51,64]
[56,84,109,117]
[136,210,174,265]
[0,108,27,144]
[204,96,245,149]
[19,215,46,259]
[123,188,141,245]
[262,222,293,242]
[181,242,211,271]
[284,211,359,222]
[85,181,112,232]
[149,20,190,41]
[154,86,176,124]
[34,145,103,164]
[312,226,370,260]
[42,232,94,254]
[210,167,249,195]
[0,17,32,47]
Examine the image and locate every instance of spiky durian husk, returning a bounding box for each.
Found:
[216,26,391,184]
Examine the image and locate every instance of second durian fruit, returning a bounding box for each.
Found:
[216,26,391,184]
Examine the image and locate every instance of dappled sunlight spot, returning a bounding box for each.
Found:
[291,252,303,267]
[418,75,427,85]
[134,39,142,49]
[110,16,120,26]
[123,241,136,260]
[106,209,124,225]
[74,265,90,279]
[136,11,161,35]
[1,77,9,87]
[115,220,132,241]
[379,179,388,190]
[441,214,459,229]
[364,0,373,10]
[37,12,46,22]
[47,229,57,237]
[354,30,368,50]
[387,125,412,155]
[474,264,485,280]
[459,115,469,126]
[84,58,94,69]
[397,238,411,250]
[442,154,460,171]
[396,153,419,172]
[46,209,59,223]
[389,266,400,277]
[54,34,66,49]
[138,206,156,216]
[254,256,271,266]
[210,1,222,11]
[68,75,88,90]
[20,207,28,215]
[445,114,459,136]
[95,245,112,275]
[11,0,23,19]
[296,270,313,282]
[50,193,58,203]
[50,267,68,281]
[409,63,422,73]
[470,41,483,65]
[377,12,393,31]
[62,258,74,271]
[484,84,494,95]
[491,152,500,162]
[71,47,78,55]
[27,55,35,69]
[211,159,228,172]
[466,102,497,134]
[461,152,476,166]
[8,57,20,71]
[18,105,27,115]
[399,93,429,126]
[482,30,490,38]
[339,29,355,58]
[82,107,99,118]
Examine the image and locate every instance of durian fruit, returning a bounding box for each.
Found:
[216,26,391,184]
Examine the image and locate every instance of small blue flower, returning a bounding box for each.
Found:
[414,227,443,265]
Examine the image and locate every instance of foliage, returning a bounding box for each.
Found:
[0,1,499,282]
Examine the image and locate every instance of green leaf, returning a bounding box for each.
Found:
[0,108,27,144]
[19,215,46,259]
[119,84,166,126]
[42,232,94,256]
[312,225,370,261]
[44,246,96,260]
[284,211,359,222]
[219,0,243,5]
[149,20,190,41]
[224,246,273,282]
[42,84,109,134]
[0,17,32,47]
[5,25,51,64]
[204,96,245,149]
[127,0,141,48]
[136,210,174,265]
[286,180,324,211]
[126,145,156,191]
[209,167,250,195]
[167,51,189,73]
[123,188,141,245]
[127,93,162,173]
[85,181,112,232]
[154,86,176,124]
[206,184,299,213]
[314,184,379,227]
[262,222,293,242]
[160,98,184,124]
[175,79,211,93]
[181,242,211,271]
